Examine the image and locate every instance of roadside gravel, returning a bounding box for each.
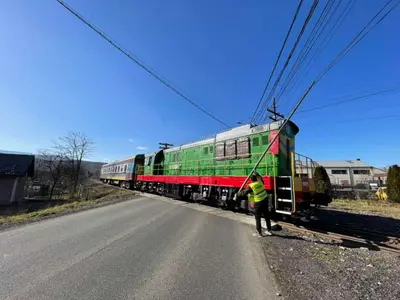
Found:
[261,228,400,300]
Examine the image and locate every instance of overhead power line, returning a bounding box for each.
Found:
[253,0,320,125]
[275,0,340,106]
[277,0,357,104]
[56,0,231,128]
[316,0,400,82]
[239,0,399,189]
[250,0,305,124]
[267,0,398,124]
[296,86,400,114]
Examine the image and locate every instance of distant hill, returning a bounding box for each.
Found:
[33,157,105,179]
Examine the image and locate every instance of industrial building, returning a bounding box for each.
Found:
[315,159,387,187]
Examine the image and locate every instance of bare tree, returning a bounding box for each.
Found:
[55,132,93,195]
[37,149,66,200]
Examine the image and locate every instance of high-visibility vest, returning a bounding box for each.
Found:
[248,193,255,203]
[249,181,267,203]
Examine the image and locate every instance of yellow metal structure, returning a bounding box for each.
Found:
[376,187,388,200]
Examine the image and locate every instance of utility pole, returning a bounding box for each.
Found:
[159,142,174,150]
[267,98,285,121]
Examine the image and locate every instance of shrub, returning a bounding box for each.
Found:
[387,165,400,203]
[314,166,332,196]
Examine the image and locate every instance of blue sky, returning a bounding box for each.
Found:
[0,0,399,167]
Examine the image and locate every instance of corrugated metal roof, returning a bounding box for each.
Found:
[315,159,372,168]
[0,153,35,177]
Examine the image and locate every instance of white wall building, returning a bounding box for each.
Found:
[314,159,386,187]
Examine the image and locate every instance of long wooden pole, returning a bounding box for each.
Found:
[237,81,315,194]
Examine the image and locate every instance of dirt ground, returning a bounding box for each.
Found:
[329,199,400,219]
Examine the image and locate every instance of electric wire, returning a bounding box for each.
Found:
[56,0,231,128]
[253,0,320,125]
[250,0,305,125]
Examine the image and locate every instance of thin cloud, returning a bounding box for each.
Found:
[136,146,148,150]
[128,138,134,143]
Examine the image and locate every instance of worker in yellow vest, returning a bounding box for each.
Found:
[238,174,272,237]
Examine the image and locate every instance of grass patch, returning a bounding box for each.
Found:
[330,199,400,219]
[0,183,135,225]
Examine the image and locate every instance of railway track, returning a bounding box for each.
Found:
[278,222,400,254]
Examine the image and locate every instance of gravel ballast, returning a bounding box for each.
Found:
[261,229,400,300]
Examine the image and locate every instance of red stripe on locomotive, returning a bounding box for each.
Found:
[136,175,274,190]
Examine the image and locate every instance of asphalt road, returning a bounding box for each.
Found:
[0,196,278,300]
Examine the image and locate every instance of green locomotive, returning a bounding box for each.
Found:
[101,120,329,217]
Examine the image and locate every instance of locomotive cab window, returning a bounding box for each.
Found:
[147,156,153,166]
[252,137,260,147]
[261,135,269,145]
[203,147,208,155]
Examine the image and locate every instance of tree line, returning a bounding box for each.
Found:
[33,132,94,200]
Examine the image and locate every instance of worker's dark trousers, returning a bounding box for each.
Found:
[254,200,272,234]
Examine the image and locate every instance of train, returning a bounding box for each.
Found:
[100,120,331,218]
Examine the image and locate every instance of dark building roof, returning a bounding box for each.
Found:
[0,153,35,177]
